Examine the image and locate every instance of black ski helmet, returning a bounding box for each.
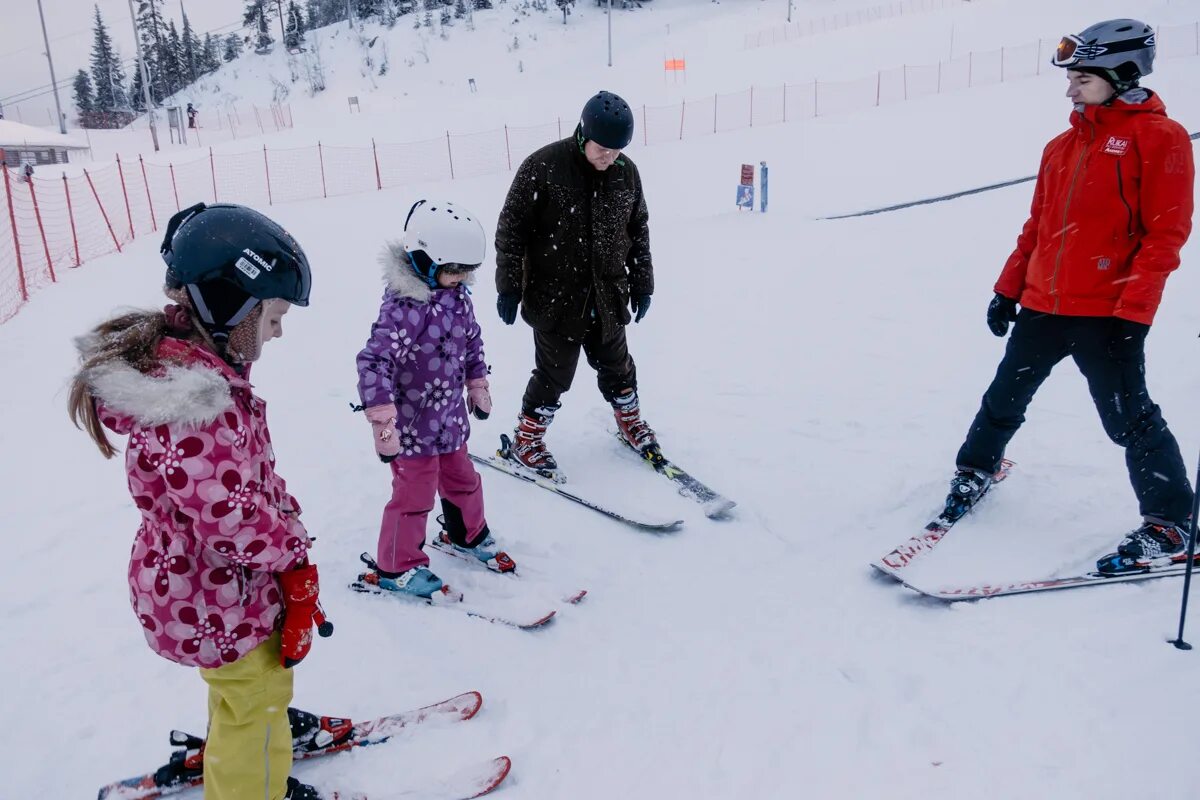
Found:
[161,202,311,340]
[579,91,634,150]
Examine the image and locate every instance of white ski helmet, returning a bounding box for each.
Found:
[402,199,486,287]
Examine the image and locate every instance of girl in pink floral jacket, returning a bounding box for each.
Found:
[69,203,329,800]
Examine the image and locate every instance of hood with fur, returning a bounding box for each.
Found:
[380,240,476,303]
[77,332,236,432]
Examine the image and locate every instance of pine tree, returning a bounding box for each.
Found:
[356,0,381,19]
[136,0,172,103]
[181,12,202,83]
[89,5,128,111]
[244,0,275,51]
[130,68,147,111]
[201,33,221,74]
[473,0,491,8]
[223,32,244,62]
[73,70,95,114]
[455,0,466,18]
[164,20,185,96]
[285,1,306,50]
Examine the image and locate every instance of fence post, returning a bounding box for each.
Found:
[318,143,328,198]
[903,65,908,101]
[749,86,754,128]
[813,79,819,118]
[1001,46,1006,82]
[209,148,218,202]
[169,163,180,211]
[713,94,718,133]
[783,83,788,123]
[679,100,686,140]
[876,71,882,106]
[373,138,384,189]
[643,106,649,146]
[62,173,80,267]
[504,125,512,171]
[1036,39,1042,76]
[115,154,134,239]
[138,155,157,232]
[2,165,28,302]
[445,132,456,180]
[557,117,562,139]
[254,106,264,135]
[263,145,273,205]
[968,51,973,87]
[937,60,942,93]
[84,168,122,253]
[27,179,56,284]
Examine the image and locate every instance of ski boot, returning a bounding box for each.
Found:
[1096,521,1191,574]
[943,467,993,523]
[504,403,565,482]
[288,708,354,754]
[351,553,459,602]
[434,499,516,573]
[612,390,662,464]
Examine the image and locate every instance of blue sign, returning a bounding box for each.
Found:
[736,184,754,210]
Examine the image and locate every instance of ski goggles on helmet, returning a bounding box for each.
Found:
[1052,31,1155,68]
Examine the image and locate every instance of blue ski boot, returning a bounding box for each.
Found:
[352,553,457,601]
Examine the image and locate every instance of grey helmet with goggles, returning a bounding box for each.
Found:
[161,202,311,343]
[401,199,486,288]
[1052,19,1155,93]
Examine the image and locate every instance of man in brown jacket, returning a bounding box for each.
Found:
[494,90,656,481]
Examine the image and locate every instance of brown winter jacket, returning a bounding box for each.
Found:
[495,132,654,341]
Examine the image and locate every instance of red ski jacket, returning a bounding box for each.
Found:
[994,92,1194,325]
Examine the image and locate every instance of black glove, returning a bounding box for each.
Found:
[630,294,651,323]
[1109,317,1149,360]
[497,293,520,325]
[986,293,1018,337]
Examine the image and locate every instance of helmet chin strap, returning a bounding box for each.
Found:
[186,284,261,344]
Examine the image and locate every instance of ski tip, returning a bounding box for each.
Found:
[563,589,588,605]
[520,609,557,629]
[464,756,513,799]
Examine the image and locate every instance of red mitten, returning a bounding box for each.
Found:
[278,563,334,668]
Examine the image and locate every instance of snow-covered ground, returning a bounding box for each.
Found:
[3,0,1200,797]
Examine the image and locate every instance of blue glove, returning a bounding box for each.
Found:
[630,294,651,323]
[497,293,519,325]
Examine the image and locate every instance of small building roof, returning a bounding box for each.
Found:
[0,119,90,150]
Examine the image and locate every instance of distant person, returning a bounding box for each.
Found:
[186,102,198,129]
[942,19,1195,575]
[493,90,657,482]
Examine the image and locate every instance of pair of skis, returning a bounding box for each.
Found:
[469,433,735,533]
[872,460,1198,599]
[97,692,509,800]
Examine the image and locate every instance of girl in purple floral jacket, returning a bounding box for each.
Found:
[356,200,515,599]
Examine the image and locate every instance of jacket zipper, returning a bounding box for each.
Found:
[1115,160,1134,238]
[1050,117,1094,313]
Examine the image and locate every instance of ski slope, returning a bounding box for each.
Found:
[3,0,1200,797]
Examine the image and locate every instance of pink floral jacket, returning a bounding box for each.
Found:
[86,335,310,668]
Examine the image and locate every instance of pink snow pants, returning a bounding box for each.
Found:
[376,445,486,573]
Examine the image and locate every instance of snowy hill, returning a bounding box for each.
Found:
[3,0,1200,798]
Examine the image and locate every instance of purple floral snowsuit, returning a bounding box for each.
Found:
[357,246,490,573]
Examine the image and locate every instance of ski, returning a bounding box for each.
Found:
[898,560,1199,601]
[470,438,684,532]
[350,557,557,630]
[612,434,736,519]
[428,536,588,605]
[871,459,1015,578]
[97,692,485,800]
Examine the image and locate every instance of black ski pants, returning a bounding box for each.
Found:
[956,309,1192,525]
[522,322,637,414]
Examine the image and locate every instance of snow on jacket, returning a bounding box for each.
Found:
[994,91,1194,325]
[86,334,310,669]
[356,244,489,457]
[494,133,654,341]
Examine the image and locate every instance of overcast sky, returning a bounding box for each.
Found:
[1,0,245,125]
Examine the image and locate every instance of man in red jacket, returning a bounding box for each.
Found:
[946,19,1196,574]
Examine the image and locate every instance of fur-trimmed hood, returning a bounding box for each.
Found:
[380,240,475,303]
[77,332,237,432]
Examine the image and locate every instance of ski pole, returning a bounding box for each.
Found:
[1169,448,1200,650]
